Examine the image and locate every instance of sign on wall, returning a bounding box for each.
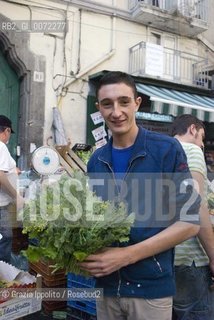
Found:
[145,43,164,77]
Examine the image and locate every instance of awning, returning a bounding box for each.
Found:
[136,84,214,122]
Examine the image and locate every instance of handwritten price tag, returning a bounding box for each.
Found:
[90,112,104,125]
[92,126,107,142]
[95,138,107,149]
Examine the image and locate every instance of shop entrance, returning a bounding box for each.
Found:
[0,50,19,159]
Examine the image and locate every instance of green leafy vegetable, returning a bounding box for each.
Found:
[21,171,134,275]
[75,150,92,164]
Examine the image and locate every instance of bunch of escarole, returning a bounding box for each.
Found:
[21,171,134,275]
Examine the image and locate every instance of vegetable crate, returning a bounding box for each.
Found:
[42,300,67,314]
[29,259,66,287]
[29,260,67,314]
[67,273,96,316]
[67,307,97,320]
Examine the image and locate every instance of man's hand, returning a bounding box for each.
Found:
[16,167,21,175]
[79,247,131,277]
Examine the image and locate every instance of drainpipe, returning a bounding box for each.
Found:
[63,0,116,89]
[76,8,82,74]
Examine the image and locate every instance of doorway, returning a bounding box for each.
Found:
[0,50,19,159]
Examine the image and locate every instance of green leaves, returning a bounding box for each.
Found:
[75,150,92,164]
[73,251,88,262]
[22,171,134,275]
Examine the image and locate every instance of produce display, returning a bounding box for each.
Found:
[75,150,92,165]
[0,280,20,288]
[21,171,134,275]
[0,280,35,289]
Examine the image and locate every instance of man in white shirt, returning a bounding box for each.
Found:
[171,114,214,320]
[0,115,24,263]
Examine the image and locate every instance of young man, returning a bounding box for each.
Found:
[80,71,200,320]
[171,114,214,320]
[0,115,24,263]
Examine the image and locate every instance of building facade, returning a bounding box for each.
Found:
[0,0,213,168]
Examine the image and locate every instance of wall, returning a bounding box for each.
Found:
[0,0,213,168]
[201,1,214,47]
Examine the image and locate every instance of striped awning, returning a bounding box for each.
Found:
[136,84,214,122]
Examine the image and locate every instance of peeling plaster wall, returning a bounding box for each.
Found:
[0,0,213,168]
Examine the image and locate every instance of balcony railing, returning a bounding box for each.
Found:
[129,0,209,37]
[129,0,164,10]
[129,41,213,89]
[129,0,208,22]
[193,59,214,90]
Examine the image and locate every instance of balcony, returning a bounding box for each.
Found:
[129,41,214,89]
[129,0,209,37]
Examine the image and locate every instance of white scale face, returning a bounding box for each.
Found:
[31,146,60,175]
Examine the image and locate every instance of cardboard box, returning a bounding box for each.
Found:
[0,295,41,319]
[0,261,42,319]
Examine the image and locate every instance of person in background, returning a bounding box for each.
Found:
[205,152,214,184]
[0,115,24,263]
[171,114,214,320]
[80,71,201,320]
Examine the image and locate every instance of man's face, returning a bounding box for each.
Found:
[2,127,11,144]
[193,127,205,149]
[96,83,141,136]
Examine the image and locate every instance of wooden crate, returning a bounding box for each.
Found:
[29,259,66,287]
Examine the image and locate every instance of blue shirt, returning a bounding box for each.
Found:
[112,145,134,180]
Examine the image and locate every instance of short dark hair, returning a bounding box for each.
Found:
[0,115,14,133]
[171,114,205,136]
[96,71,138,99]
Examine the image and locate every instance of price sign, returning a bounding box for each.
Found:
[90,111,104,125]
[92,126,107,142]
[95,138,107,149]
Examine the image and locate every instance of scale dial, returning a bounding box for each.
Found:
[31,146,60,175]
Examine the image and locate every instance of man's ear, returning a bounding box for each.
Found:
[135,97,142,112]
[95,102,100,110]
[189,124,197,135]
